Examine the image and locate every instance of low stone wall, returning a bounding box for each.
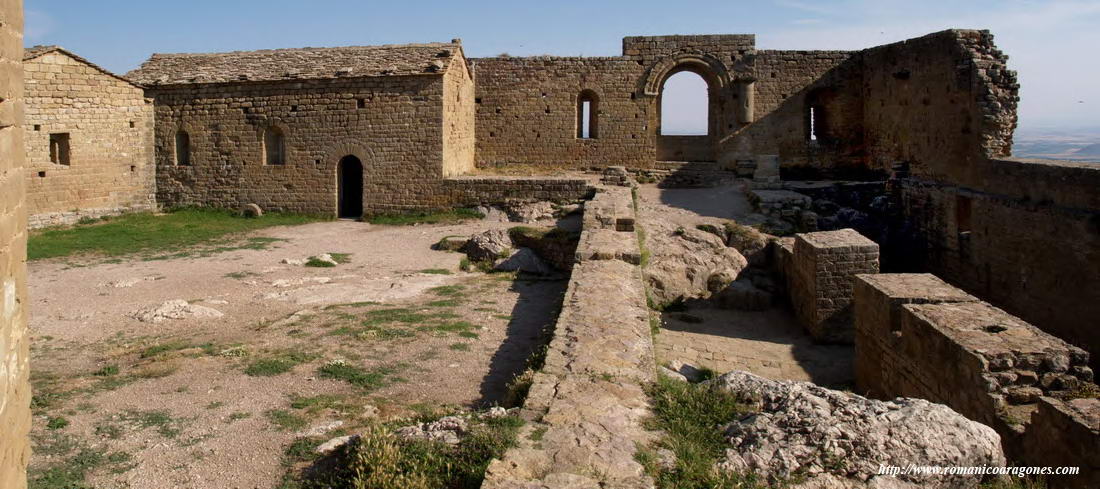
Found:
[854,273,1097,467]
[442,176,590,208]
[27,203,156,229]
[483,186,657,488]
[1020,397,1099,489]
[789,228,879,343]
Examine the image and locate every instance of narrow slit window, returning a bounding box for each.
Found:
[175,130,191,166]
[264,127,286,165]
[956,195,973,234]
[808,107,818,141]
[576,90,599,139]
[49,133,70,166]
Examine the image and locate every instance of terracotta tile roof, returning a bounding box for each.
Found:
[126,42,462,86]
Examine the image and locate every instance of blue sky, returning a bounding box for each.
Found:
[24,0,1100,133]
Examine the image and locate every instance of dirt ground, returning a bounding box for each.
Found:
[27,219,566,489]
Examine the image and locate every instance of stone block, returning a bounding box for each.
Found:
[790,229,879,343]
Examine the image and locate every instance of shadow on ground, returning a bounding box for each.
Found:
[475,277,568,407]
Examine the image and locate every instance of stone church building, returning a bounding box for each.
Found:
[127,41,476,217]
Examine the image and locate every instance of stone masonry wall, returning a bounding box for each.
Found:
[442,53,474,177]
[789,228,879,343]
[483,187,657,488]
[149,74,450,215]
[472,35,862,171]
[471,56,652,169]
[1020,397,1099,489]
[0,0,32,486]
[897,160,1100,370]
[855,29,1100,368]
[23,50,155,228]
[853,273,1096,463]
[723,50,862,170]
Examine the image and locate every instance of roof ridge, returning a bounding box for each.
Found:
[148,41,458,58]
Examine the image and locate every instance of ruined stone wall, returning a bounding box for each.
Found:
[148,75,448,214]
[23,51,155,228]
[472,35,860,171]
[471,56,652,169]
[484,187,656,488]
[723,50,862,170]
[442,55,474,177]
[0,0,31,486]
[860,30,1017,180]
[1020,397,1099,489]
[440,176,589,207]
[853,273,1096,462]
[854,30,1100,366]
[896,162,1100,369]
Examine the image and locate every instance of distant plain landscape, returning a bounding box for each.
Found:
[1012,125,1100,163]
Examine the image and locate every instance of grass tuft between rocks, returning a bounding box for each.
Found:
[638,375,763,489]
[281,414,524,489]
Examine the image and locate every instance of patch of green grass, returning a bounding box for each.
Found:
[92,364,119,377]
[224,270,257,280]
[292,414,524,489]
[420,268,453,275]
[639,377,761,489]
[28,443,133,489]
[330,253,352,264]
[362,308,436,326]
[139,339,195,358]
[305,256,337,267]
[427,285,466,297]
[206,401,225,410]
[289,394,346,413]
[28,208,323,261]
[433,321,478,335]
[366,208,484,226]
[46,416,69,430]
[265,409,308,431]
[449,343,471,352]
[458,331,479,339]
[244,350,316,377]
[527,426,547,442]
[317,362,406,392]
[426,299,461,307]
[120,409,183,439]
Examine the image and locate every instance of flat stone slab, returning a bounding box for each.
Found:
[583,186,635,231]
[574,228,640,264]
[796,227,878,251]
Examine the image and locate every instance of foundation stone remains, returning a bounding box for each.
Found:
[790,229,879,343]
[854,273,1098,471]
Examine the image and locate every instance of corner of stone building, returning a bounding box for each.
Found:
[0,0,32,486]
